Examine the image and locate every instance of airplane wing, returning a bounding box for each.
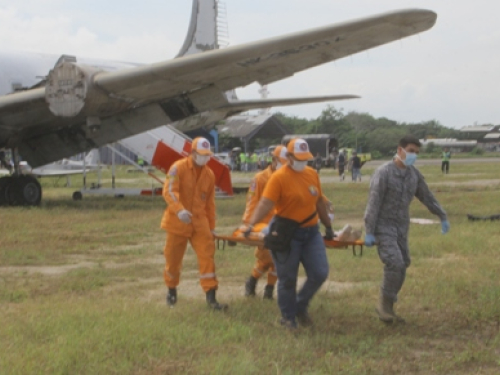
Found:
[96,9,436,99]
[0,9,437,167]
[219,95,360,115]
[29,169,90,177]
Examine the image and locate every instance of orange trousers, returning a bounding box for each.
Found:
[251,246,277,286]
[163,230,218,292]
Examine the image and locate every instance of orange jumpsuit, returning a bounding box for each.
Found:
[161,156,217,292]
[241,166,277,286]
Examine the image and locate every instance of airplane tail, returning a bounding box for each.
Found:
[84,149,99,166]
[176,0,219,57]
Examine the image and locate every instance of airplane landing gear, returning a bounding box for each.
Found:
[0,148,42,207]
[0,175,42,206]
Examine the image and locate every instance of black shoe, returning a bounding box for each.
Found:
[296,311,313,327]
[244,276,257,297]
[263,284,274,300]
[206,289,228,311]
[280,317,298,330]
[166,288,177,307]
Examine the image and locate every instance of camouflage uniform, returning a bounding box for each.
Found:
[364,161,447,301]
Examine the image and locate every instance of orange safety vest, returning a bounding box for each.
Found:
[161,156,216,237]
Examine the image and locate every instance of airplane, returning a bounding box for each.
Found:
[0,0,437,206]
[22,149,101,177]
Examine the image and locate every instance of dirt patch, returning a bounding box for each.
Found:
[0,256,165,276]
[422,253,464,264]
[429,179,500,187]
[0,262,97,276]
[141,275,372,305]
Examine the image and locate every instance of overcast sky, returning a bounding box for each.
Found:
[1,0,499,128]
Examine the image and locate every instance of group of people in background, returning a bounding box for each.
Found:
[335,149,362,182]
[159,134,449,331]
[232,151,272,172]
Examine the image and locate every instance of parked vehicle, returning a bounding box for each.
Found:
[281,134,371,168]
[281,134,338,168]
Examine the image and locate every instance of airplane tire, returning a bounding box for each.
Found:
[0,176,12,206]
[6,175,42,206]
[72,191,82,201]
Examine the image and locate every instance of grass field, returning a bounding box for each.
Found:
[1,160,500,374]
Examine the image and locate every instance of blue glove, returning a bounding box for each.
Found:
[441,220,450,234]
[364,234,376,247]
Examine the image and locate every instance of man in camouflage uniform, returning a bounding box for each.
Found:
[364,135,450,323]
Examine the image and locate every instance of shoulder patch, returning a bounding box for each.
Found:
[308,185,318,196]
[168,166,178,177]
[249,179,257,192]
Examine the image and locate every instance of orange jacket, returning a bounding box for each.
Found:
[161,156,216,237]
[242,166,274,225]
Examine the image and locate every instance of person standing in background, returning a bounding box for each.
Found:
[441,147,451,174]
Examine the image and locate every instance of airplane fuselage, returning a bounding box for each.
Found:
[0,50,139,97]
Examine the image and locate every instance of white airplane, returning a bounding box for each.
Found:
[0,1,437,206]
[22,149,101,177]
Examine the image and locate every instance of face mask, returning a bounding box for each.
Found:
[397,148,417,167]
[275,162,282,170]
[328,213,335,222]
[291,160,307,172]
[194,154,210,166]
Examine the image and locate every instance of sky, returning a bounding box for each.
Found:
[1,0,499,129]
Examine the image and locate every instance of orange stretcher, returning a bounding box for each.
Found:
[214,234,366,257]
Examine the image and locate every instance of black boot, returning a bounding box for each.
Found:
[263,284,274,300]
[244,276,257,297]
[166,288,177,307]
[206,289,228,311]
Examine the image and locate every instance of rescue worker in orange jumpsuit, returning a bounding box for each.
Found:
[161,137,228,311]
[241,145,288,299]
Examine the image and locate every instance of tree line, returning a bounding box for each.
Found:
[276,105,460,158]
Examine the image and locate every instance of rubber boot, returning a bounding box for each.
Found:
[376,293,395,323]
[166,288,177,308]
[206,289,228,311]
[245,276,257,297]
[297,311,313,327]
[263,284,274,300]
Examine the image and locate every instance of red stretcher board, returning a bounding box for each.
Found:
[214,235,365,256]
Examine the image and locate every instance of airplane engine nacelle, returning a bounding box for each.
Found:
[45,62,127,118]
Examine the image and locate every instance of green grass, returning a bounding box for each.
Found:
[1,161,500,374]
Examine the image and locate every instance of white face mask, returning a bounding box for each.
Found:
[291,160,308,172]
[275,162,282,170]
[194,154,210,166]
[328,213,335,222]
[396,148,417,167]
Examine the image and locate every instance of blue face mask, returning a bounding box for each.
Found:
[400,148,417,166]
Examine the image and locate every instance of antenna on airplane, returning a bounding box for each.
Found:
[258,85,271,115]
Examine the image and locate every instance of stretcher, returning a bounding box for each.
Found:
[214,234,365,257]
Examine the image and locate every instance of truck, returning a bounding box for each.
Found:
[281,134,371,168]
[281,134,338,168]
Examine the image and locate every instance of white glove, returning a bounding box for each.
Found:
[177,209,192,224]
